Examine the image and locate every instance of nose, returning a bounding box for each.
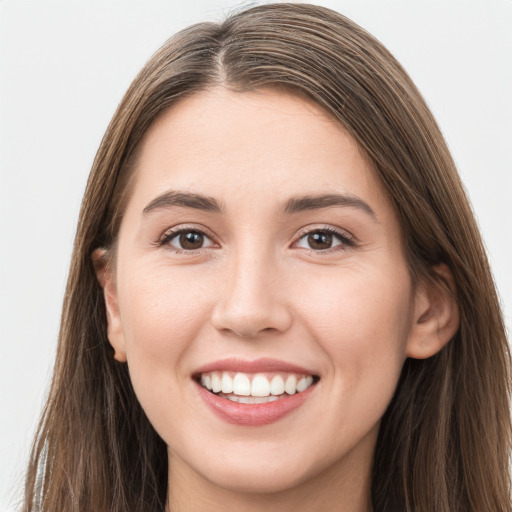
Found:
[211,248,293,338]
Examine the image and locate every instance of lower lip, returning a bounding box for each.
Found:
[195,381,316,426]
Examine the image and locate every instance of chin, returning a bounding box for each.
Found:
[202,463,313,495]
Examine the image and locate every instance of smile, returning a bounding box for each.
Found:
[193,359,320,426]
[199,371,316,403]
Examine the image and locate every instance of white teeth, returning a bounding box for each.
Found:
[221,373,234,394]
[238,395,279,404]
[217,393,281,404]
[251,375,270,397]
[233,373,251,396]
[284,375,297,395]
[211,372,222,393]
[200,371,315,398]
[296,376,309,392]
[270,375,285,395]
[201,374,212,391]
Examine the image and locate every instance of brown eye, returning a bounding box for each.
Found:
[179,231,204,249]
[295,228,349,251]
[167,230,214,251]
[307,232,333,250]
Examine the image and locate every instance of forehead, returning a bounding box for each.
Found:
[127,86,394,219]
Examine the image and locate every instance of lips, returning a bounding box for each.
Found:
[193,358,319,426]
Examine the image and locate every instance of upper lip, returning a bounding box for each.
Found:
[194,357,318,376]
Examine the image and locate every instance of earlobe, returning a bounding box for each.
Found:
[406,264,460,359]
[92,248,127,363]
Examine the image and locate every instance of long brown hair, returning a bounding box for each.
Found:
[24,3,511,511]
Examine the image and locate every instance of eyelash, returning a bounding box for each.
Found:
[157,225,217,254]
[293,225,356,254]
[157,225,356,254]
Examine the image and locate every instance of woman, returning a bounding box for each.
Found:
[23,3,511,511]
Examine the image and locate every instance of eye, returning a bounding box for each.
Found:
[294,227,353,251]
[162,229,215,251]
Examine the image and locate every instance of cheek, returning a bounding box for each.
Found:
[298,261,413,341]
[294,269,413,456]
[119,260,215,348]
[295,264,413,395]
[116,266,215,411]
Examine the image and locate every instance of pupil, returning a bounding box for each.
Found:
[308,232,332,249]
[180,231,203,249]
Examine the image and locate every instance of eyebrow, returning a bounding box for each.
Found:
[143,191,223,215]
[283,193,376,219]
[142,190,376,219]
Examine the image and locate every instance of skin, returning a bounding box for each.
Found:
[97,87,459,512]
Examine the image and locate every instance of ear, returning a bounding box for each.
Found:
[406,264,460,359]
[92,248,127,362]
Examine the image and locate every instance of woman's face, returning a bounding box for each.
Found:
[105,87,423,496]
